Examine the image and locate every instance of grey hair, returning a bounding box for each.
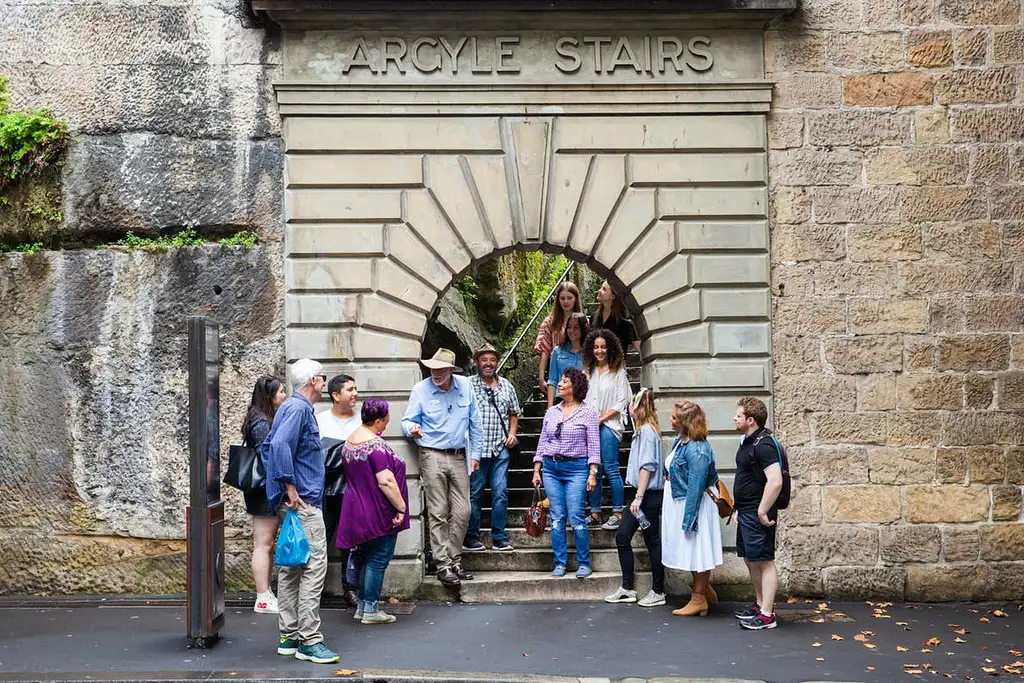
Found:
[289,358,322,390]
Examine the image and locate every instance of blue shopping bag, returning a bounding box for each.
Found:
[274,509,311,567]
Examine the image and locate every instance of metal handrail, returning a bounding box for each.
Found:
[498,260,575,372]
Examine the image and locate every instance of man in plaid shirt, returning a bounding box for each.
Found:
[463,343,522,552]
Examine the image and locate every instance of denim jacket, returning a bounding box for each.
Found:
[667,437,720,532]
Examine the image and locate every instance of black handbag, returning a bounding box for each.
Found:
[484,385,521,460]
[322,437,346,497]
[224,444,265,492]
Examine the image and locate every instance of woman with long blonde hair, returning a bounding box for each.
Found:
[533,281,583,392]
[662,400,724,617]
[604,388,666,608]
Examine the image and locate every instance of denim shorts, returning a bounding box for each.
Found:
[735,507,776,562]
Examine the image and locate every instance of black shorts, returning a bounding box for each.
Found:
[243,487,276,517]
[736,507,777,562]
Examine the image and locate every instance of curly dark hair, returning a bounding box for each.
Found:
[561,366,589,403]
[583,328,625,373]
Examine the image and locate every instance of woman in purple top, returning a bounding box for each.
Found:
[336,399,410,625]
[531,367,601,579]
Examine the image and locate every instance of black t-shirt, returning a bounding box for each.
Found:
[733,428,781,510]
[591,311,637,350]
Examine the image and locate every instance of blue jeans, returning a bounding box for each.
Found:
[357,533,398,614]
[588,425,625,514]
[542,457,591,569]
[466,448,511,544]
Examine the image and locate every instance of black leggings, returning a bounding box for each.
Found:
[615,489,665,594]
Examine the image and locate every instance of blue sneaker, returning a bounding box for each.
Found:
[295,642,340,664]
[551,565,567,577]
[576,565,593,579]
[277,638,299,656]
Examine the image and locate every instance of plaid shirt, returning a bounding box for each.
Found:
[534,403,601,465]
[470,375,522,459]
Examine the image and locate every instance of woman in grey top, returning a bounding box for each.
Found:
[603,388,666,608]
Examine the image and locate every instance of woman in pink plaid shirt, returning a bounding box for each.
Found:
[533,281,583,391]
[532,367,601,579]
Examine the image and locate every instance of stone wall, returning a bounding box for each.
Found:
[0,247,284,593]
[0,0,283,243]
[768,0,1024,600]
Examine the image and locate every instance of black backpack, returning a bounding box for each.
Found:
[751,432,791,510]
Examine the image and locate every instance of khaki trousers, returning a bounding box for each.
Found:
[418,448,470,570]
[277,504,327,645]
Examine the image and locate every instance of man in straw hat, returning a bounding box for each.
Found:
[463,343,521,553]
[401,348,483,586]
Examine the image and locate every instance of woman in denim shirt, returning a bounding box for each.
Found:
[662,400,724,617]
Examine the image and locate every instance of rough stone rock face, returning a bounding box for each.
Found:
[768,0,1024,600]
[0,247,284,593]
[0,0,282,242]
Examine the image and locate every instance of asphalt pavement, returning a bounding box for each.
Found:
[0,599,1022,683]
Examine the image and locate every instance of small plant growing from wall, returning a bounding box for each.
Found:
[0,76,70,250]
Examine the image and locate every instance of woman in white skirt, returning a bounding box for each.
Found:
[662,400,724,617]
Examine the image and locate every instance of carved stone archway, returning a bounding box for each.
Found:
[274,22,776,593]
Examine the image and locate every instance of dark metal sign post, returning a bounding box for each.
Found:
[186,316,225,648]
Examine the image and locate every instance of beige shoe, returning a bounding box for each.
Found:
[672,592,709,617]
[706,584,718,604]
[361,610,397,625]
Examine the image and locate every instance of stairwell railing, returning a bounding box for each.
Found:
[497,260,575,373]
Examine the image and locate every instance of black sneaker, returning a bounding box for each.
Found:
[461,539,485,552]
[437,567,460,586]
[491,539,515,551]
[740,613,777,630]
[586,515,603,527]
[734,603,760,619]
[454,564,474,581]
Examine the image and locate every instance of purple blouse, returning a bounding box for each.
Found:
[533,403,601,465]
[336,436,410,549]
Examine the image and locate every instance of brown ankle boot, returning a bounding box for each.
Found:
[706,584,718,604]
[672,592,709,617]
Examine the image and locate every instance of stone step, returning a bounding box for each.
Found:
[423,570,653,603]
[479,528,644,549]
[459,547,648,573]
[478,484,634,508]
[480,505,630,528]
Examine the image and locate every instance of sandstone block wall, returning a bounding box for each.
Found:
[0,0,283,242]
[768,0,1024,600]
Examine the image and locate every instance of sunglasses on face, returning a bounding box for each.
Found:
[316,374,328,384]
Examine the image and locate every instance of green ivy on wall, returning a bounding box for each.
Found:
[0,76,69,197]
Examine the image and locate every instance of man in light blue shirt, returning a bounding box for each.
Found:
[401,348,483,587]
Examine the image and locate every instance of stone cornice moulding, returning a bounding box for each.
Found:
[274,81,774,116]
[251,1,798,30]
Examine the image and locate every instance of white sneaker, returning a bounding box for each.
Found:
[254,592,279,614]
[601,515,621,530]
[637,590,667,608]
[604,587,637,604]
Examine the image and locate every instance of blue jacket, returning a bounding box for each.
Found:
[667,437,720,532]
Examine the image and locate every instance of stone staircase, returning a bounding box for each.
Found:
[424,350,646,603]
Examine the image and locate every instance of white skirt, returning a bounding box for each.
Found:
[661,481,724,573]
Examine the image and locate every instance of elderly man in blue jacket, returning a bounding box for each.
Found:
[261,358,339,665]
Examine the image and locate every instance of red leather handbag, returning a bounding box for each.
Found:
[524,486,548,537]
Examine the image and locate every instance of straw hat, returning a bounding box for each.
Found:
[420,348,461,371]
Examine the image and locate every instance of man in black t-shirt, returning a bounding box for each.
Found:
[731,396,783,631]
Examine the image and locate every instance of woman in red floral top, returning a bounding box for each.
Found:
[533,281,583,391]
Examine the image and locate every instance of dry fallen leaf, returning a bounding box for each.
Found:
[523,653,531,657]
[980,617,991,623]
[855,634,870,642]
[332,670,357,677]
[832,634,844,641]
[926,638,942,646]
[864,643,877,649]
[906,669,924,675]
[816,657,825,661]
[387,597,400,604]
[861,630,876,636]
[1002,667,1021,675]
[812,642,822,648]
[980,666,997,676]
[786,597,797,604]
[991,610,1008,618]
[905,664,922,668]
[954,628,969,635]
[810,617,826,623]
[866,666,876,671]
[924,664,934,670]
[818,602,830,611]
[897,621,910,626]
[922,649,934,653]
[955,638,968,643]
[898,646,910,652]
[1009,650,1023,657]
